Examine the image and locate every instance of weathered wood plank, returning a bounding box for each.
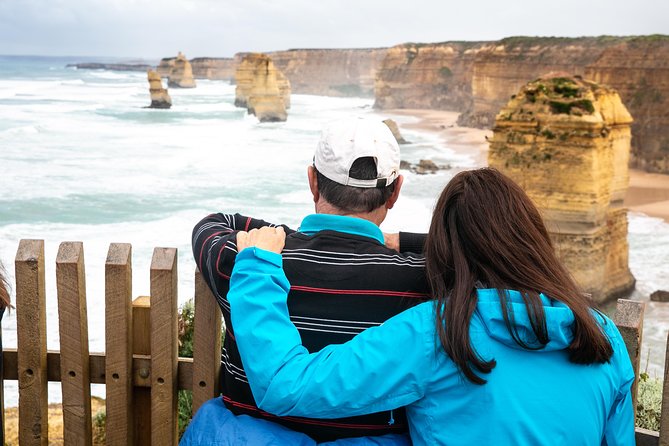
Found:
[56,241,93,446]
[613,298,645,417]
[192,269,222,414]
[105,243,133,446]
[132,296,152,446]
[660,331,669,446]
[3,350,194,390]
[15,239,48,446]
[150,248,178,445]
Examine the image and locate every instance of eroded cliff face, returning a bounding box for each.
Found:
[375,36,669,173]
[374,43,482,110]
[234,53,290,122]
[585,38,669,173]
[269,48,387,97]
[488,76,635,302]
[189,57,236,80]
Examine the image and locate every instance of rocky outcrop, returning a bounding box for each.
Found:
[146,70,172,109]
[488,76,635,302]
[375,36,669,174]
[382,119,408,144]
[235,53,290,122]
[166,52,196,88]
[269,48,387,97]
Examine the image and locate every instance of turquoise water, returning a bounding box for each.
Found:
[0,56,667,403]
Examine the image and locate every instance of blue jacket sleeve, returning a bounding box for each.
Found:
[228,247,435,419]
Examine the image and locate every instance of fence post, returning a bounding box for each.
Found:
[150,248,178,445]
[105,243,133,446]
[15,239,48,445]
[613,298,645,418]
[56,241,93,445]
[132,296,152,446]
[192,269,222,414]
[660,331,669,446]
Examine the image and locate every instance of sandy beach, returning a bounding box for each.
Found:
[390,108,669,223]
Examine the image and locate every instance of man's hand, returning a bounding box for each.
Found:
[236,226,286,254]
[383,232,400,251]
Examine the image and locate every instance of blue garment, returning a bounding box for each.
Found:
[180,398,411,446]
[229,247,636,446]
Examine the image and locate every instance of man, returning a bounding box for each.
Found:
[187,117,428,444]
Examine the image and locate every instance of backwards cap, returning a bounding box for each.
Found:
[314,117,400,188]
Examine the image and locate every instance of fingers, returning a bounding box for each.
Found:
[236,226,286,254]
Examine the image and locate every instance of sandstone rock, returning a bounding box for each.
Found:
[374,36,669,174]
[488,75,635,302]
[650,290,669,302]
[167,52,196,88]
[235,53,290,122]
[147,70,172,109]
[399,159,448,175]
[189,57,236,81]
[382,119,408,144]
[269,48,387,97]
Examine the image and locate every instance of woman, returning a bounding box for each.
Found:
[228,168,635,445]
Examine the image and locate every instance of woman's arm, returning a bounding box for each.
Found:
[228,241,436,419]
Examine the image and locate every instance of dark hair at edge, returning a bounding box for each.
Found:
[0,262,11,308]
[315,157,396,213]
[425,167,613,385]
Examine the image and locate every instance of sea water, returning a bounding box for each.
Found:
[0,56,667,404]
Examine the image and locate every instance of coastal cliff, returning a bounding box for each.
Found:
[375,36,669,173]
[268,48,387,97]
[488,76,635,302]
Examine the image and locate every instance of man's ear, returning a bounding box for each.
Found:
[307,166,319,203]
[385,174,404,210]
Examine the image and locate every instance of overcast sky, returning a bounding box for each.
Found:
[1,0,668,59]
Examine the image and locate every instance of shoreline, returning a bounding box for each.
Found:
[388,108,669,223]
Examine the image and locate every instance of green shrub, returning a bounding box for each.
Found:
[636,374,663,431]
[178,299,196,438]
[439,66,453,78]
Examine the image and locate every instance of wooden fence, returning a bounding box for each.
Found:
[0,239,667,445]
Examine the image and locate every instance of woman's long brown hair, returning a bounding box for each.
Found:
[425,168,613,384]
[0,262,11,309]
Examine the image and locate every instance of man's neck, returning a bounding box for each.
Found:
[315,202,386,226]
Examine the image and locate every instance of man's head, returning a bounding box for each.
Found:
[308,117,404,225]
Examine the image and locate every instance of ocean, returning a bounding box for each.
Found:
[0,55,667,404]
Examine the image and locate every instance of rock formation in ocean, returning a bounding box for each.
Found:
[382,119,408,144]
[146,70,172,109]
[166,52,196,88]
[234,53,290,122]
[374,36,669,174]
[488,75,636,302]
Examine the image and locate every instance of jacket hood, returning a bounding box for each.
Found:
[475,288,575,351]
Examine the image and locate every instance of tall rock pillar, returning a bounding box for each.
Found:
[168,52,196,88]
[488,75,635,302]
[234,53,290,122]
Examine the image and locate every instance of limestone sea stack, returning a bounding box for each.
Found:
[234,53,290,122]
[147,70,172,109]
[167,52,196,88]
[382,119,408,144]
[488,75,635,303]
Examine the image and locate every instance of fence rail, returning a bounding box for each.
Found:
[1,239,668,445]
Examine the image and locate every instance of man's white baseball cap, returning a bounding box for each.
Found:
[314,117,400,188]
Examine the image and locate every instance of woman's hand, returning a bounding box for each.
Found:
[236,226,286,254]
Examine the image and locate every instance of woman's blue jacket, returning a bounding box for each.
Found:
[229,247,635,446]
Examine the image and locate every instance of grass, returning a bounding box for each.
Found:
[636,373,663,431]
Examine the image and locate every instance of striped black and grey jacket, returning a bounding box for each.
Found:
[192,212,429,443]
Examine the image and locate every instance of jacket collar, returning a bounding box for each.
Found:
[298,214,384,244]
